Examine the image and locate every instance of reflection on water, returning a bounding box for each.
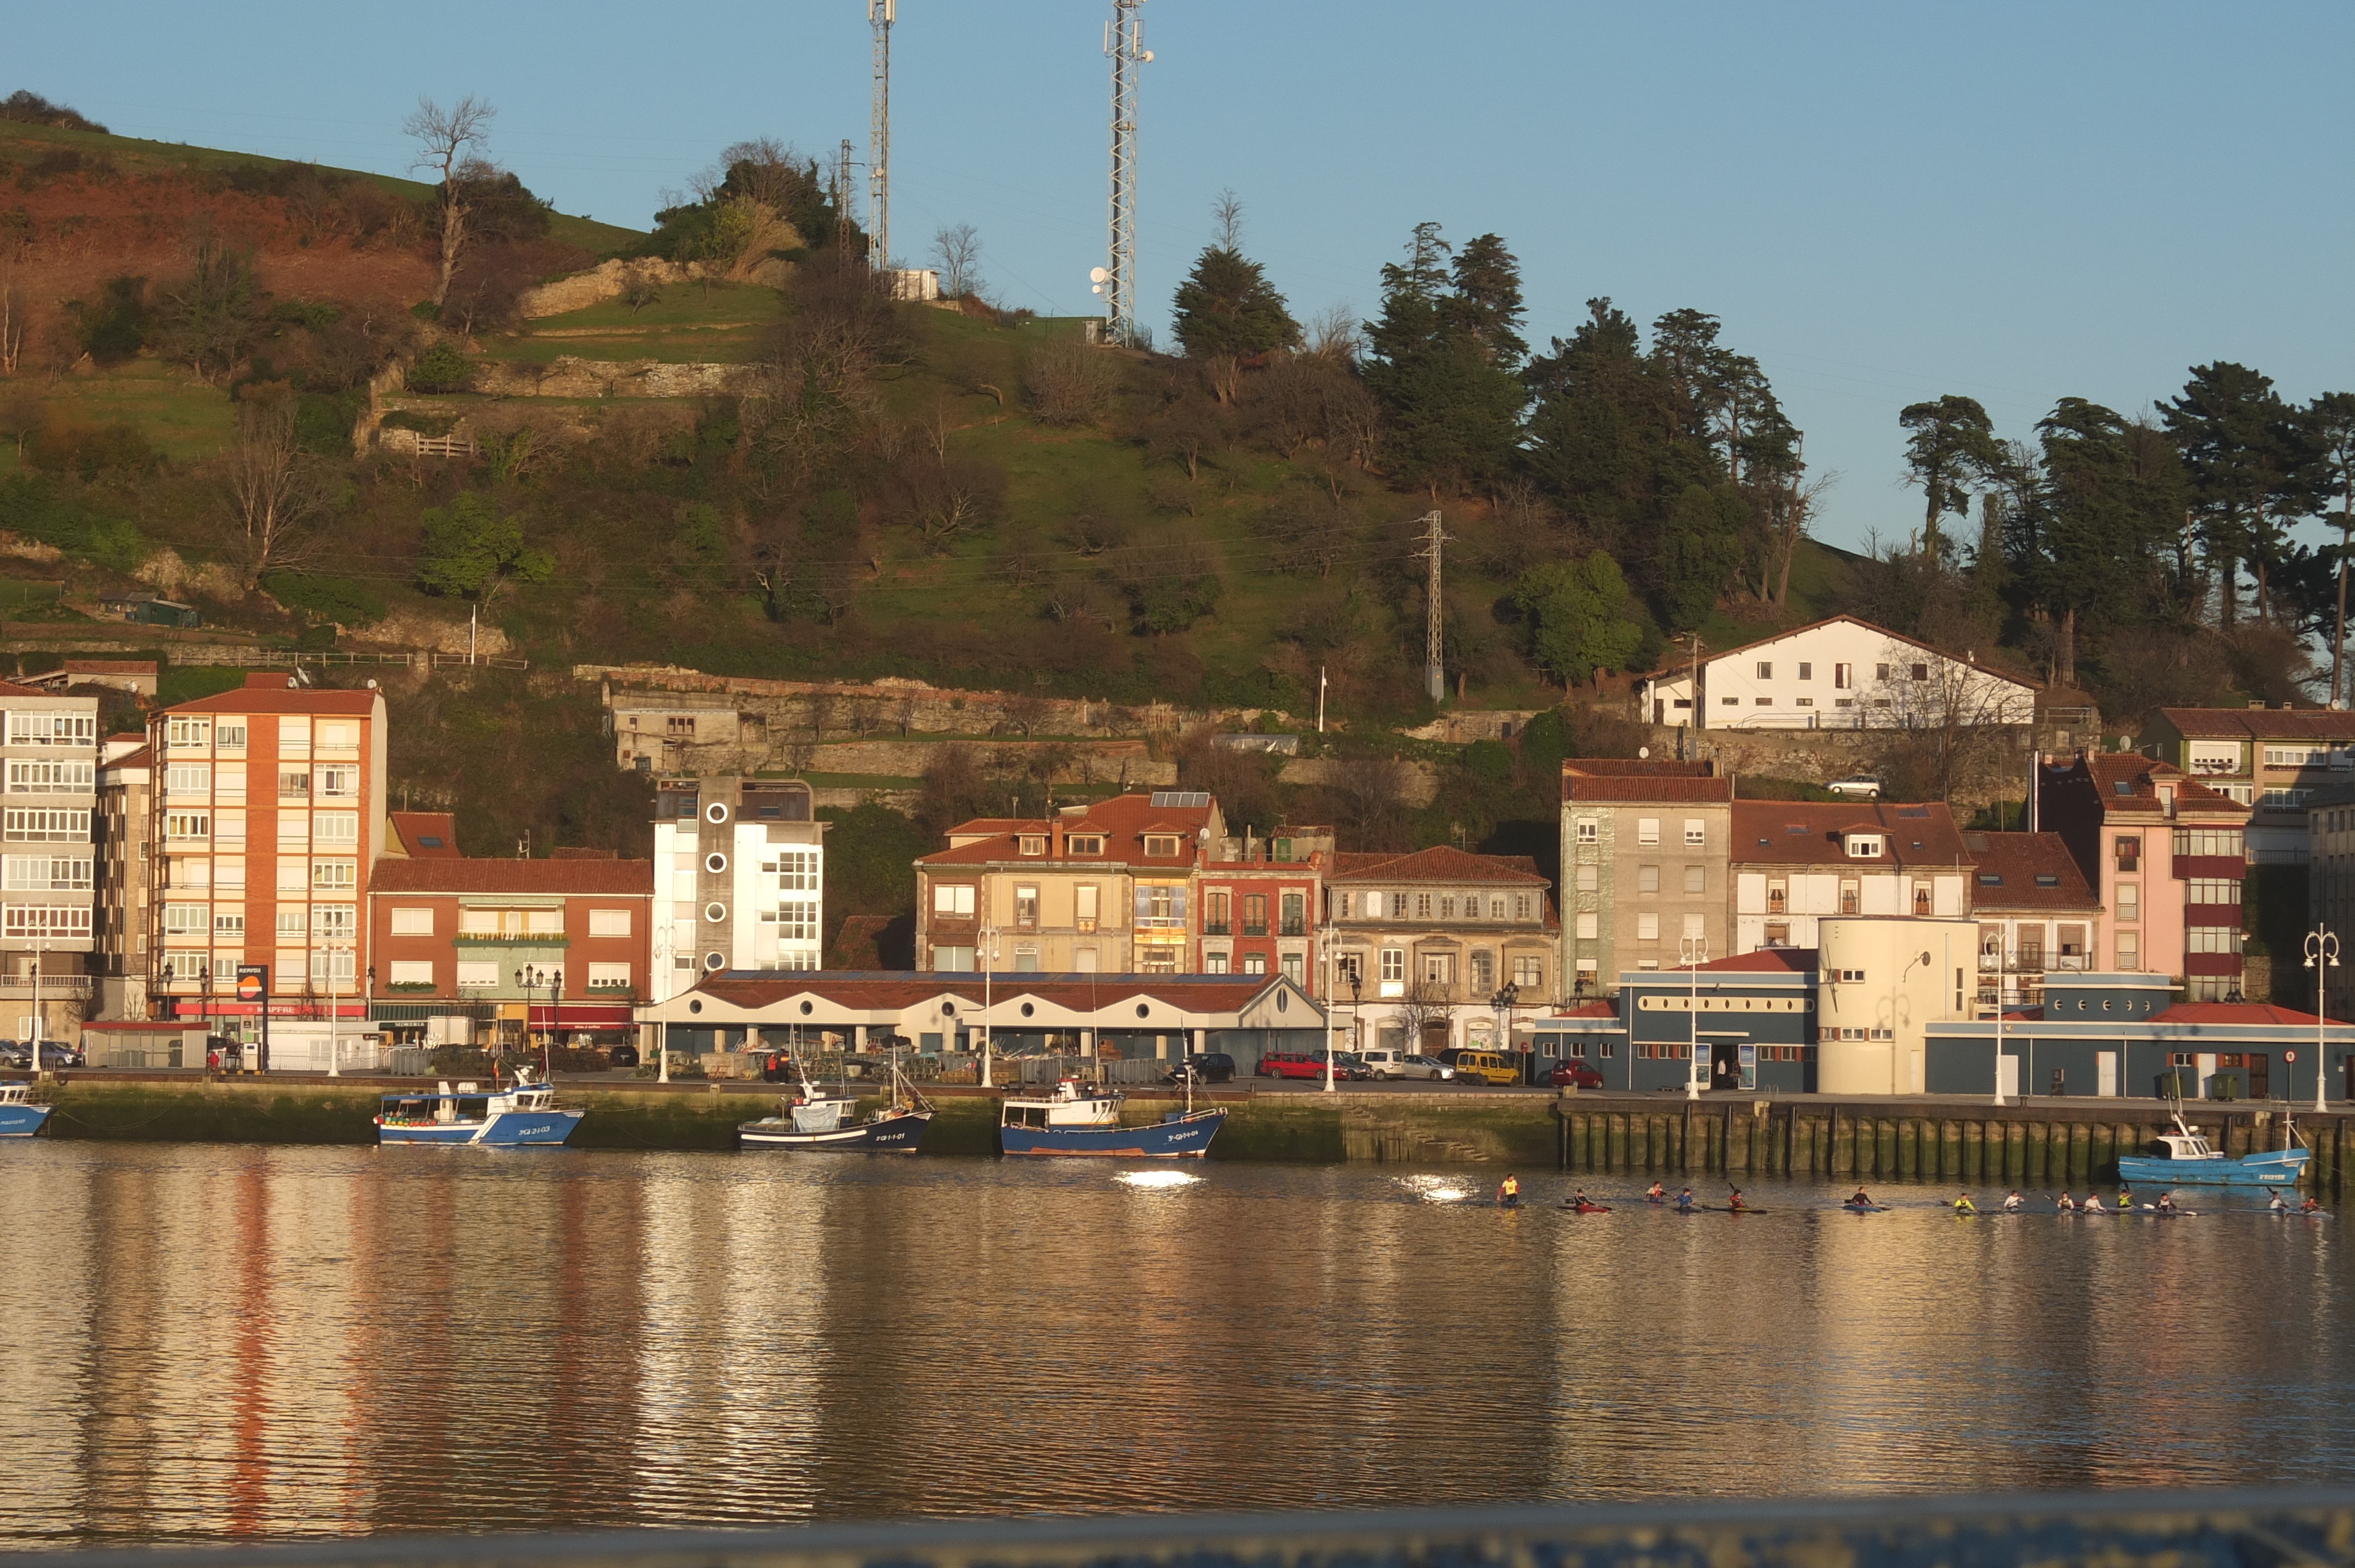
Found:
[0,1143,2347,1546]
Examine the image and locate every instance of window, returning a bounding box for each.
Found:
[317,722,357,753]
[6,760,91,794]
[5,905,87,939]
[1911,663,1929,682]
[312,904,357,938]
[215,723,246,750]
[1512,956,1544,988]
[1875,663,1890,681]
[1244,893,1270,934]
[583,908,630,938]
[2187,926,2243,954]
[316,767,357,799]
[215,911,247,939]
[390,908,434,936]
[931,883,976,918]
[456,961,499,989]
[278,814,308,845]
[2264,745,2337,768]
[1795,697,1814,707]
[1756,662,1773,679]
[6,712,94,748]
[314,811,359,845]
[1067,834,1103,855]
[165,718,211,748]
[277,909,306,937]
[2114,836,2140,871]
[1380,949,1405,982]
[1069,883,1099,932]
[278,772,310,800]
[1684,819,1706,845]
[1438,895,1454,921]
[1722,697,1740,706]
[1767,878,1787,912]
[165,764,210,796]
[1470,951,1494,991]
[1836,967,1866,983]
[164,811,209,841]
[1490,896,1505,919]
[2187,878,2241,906]
[2115,932,2140,969]
[1243,953,1268,976]
[1575,818,1599,843]
[1575,913,1598,939]
[932,945,974,971]
[1681,913,1705,940]
[1514,895,1531,921]
[1143,834,1181,858]
[164,902,207,936]
[1415,893,1432,919]
[2115,883,2138,922]
[1637,818,1660,845]
[1281,952,1304,984]
[1281,891,1305,935]
[1421,952,1455,985]
[1797,662,1812,680]
[1335,951,1364,986]
[1205,952,1230,974]
[1846,835,1883,859]
[1840,879,1861,914]
[280,719,310,755]
[312,860,356,889]
[1764,921,1790,948]
[2185,741,2241,775]
[1017,835,1046,856]
[1683,865,1705,894]
[1013,884,1039,927]
[388,960,434,986]
[2,856,89,891]
[1575,865,1598,892]
[2173,828,2245,859]
[2,808,87,844]
[1833,663,1852,689]
[1637,912,1659,941]
[1755,697,1772,706]
[1638,864,1660,893]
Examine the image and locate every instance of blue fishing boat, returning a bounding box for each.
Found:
[740,1055,933,1152]
[2115,1109,2309,1189]
[999,1077,1225,1158]
[0,1082,49,1138]
[376,1068,583,1147]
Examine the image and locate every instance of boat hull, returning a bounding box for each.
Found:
[379,1108,585,1147]
[1000,1108,1226,1158]
[2116,1148,2308,1188]
[739,1111,932,1152]
[0,1102,49,1138]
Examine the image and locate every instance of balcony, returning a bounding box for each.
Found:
[1242,922,1269,938]
[1202,921,1232,936]
[1280,919,1306,937]
[0,975,91,998]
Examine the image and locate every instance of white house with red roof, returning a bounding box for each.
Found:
[1730,799,1975,955]
[1635,614,2036,730]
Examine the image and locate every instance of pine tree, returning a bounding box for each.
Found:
[1170,246,1298,404]
[1361,222,1526,496]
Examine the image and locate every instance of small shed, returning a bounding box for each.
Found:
[98,596,199,629]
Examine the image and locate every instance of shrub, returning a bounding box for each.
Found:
[293,390,363,456]
[72,275,148,363]
[259,572,387,626]
[1024,334,1117,426]
[405,341,471,394]
[24,416,158,482]
[0,473,146,571]
[0,92,108,134]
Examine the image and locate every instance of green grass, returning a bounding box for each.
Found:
[158,666,251,706]
[3,365,237,464]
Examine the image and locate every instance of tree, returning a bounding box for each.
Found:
[154,240,259,384]
[403,95,497,308]
[2163,361,2320,625]
[1170,197,1298,404]
[1362,222,1527,496]
[2310,391,2355,703]
[1512,552,1643,686]
[1654,483,1749,630]
[1024,334,1117,426]
[1898,395,2004,564]
[416,493,553,610]
[224,393,341,587]
[931,223,981,298]
[2015,398,2184,688]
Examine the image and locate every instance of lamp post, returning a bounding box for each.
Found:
[1490,980,1521,1083]
[979,923,999,1089]
[2305,926,2340,1112]
[1681,935,1706,1101]
[1896,949,1932,1097]
[327,946,341,1078]
[516,964,560,1080]
[1991,951,2008,1107]
[1319,919,1336,1094]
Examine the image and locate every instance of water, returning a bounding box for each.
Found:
[0,1142,2349,1548]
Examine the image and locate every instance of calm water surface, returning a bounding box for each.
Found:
[0,1142,2350,1546]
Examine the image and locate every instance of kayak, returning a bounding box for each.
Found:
[1560,1202,1614,1214]
[1703,1205,1766,1213]
[1840,1202,1889,1213]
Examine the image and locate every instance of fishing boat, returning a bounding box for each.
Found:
[376,1068,583,1147]
[739,1052,933,1152]
[2114,1108,2310,1189]
[0,1082,49,1137]
[999,1074,1226,1158]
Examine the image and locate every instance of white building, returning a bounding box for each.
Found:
[651,776,825,1002]
[0,680,101,1038]
[1730,800,1975,955]
[1637,615,2037,730]
[1815,916,1979,1095]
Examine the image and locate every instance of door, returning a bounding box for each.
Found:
[1710,1042,1739,1091]
[1998,1054,2020,1099]
[2247,1054,2270,1098]
[1738,1042,1757,1091]
[2097,1051,2119,1098]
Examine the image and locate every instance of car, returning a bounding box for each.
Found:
[1826,773,1883,799]
[1255,1050,1365,1081]
[1550,1060,1606,1088]
[0,1040,81,1070]
[607,1044,642,1069]
[1166,1051,1236,1085]
[1361,1050,1453,1081]
[1450,1050,1519,1086]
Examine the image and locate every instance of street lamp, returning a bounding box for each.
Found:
[978,923,1000,1089]
[516,964,561,1079]
[2305,926,2340,1112]
[1319,919,1337,1094]
[1490,979,1521,1082]
[1681,935,1706,1101]
[1895,949,1932,1096]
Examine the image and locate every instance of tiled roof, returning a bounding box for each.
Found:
[389,811,462,858]
[102,745,152,771]
[2153,1002,2330,1026]
[1671,948,1820,974]
[0,679,55,698]
[1562,766,1734,804]
[922,792,1213,871]
[62,660,157,675]
[2071,753,2247,818]
[2151,707,2355,742]
[1730,802,1970,867]
[1634,614,2038,687]
[686,970,1296,1015]
[1326,845,1550,886]
[165,674,379,716]
[1564,759,1716,777]
[369,858,654,895]
[1958,832,2098,911]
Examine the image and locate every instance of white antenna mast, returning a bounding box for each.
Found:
[1103,0,1150,345]
[868,0,894,272]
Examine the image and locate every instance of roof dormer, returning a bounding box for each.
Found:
[1844,832,1884,859]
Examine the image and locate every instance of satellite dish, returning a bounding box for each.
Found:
[1140,49,1154,61]
[1089,266,1109,283]
[1091,284,1103,294]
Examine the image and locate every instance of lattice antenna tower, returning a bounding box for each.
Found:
[1103,0,1152,346]
[1412,510,1450,702]
[868,0,894,271]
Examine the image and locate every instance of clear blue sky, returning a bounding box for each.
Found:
[16,2,2353,550]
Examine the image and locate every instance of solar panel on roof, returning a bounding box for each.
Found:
[1786,825,1806,834]
[1896,806,1928,818]
[2114,780,2132,795]
[1150,790,1210,808]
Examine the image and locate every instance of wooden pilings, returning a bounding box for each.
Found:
[1554,1098,2350,1191]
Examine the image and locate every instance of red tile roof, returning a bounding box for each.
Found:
[62,660,157,675]
[1327,845,1550,885]
[369,858,654,895]
[2152,1002,2329,1026]
[1545,1001,1620,1018]
[1730,801,1971,868]
[2072,753,2247,818]
[0,679,54,699]
[1562,763,1734,803]
[389,811,462,858]
[2151,707,2355,742]
[1959,832,2098,911]
[923,792,1215,871]
[686,971,1299,1015]
[1673,948,1819,974]
[165,676,380,716]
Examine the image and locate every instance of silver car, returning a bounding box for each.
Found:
[1826,774,1883,799]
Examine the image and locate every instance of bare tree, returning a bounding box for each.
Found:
[1024,334,1117,426]
[1865,637,2034,802]
[403,95,497,308]
[1305,304,1362,364]
[224,396,341,587]
[1212,188,1244,250]
[931,223,981,298]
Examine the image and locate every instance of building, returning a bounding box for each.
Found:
[0,680,102,1039]
[2036,751,2250,999]
[1959,830,2101,1015]
[1634,614,2038,730]
[1561,759,1733,994]
[2306,790,2355,1021]
[915,792,1221,978]
[1321,846,1557,1055]
[367,856,654,1048]
[2138,706,2355,863]
[24,660,160,699]
[94,734,152,1021]
[145,674,389,1027]
[1729,800,1973,955]
[651,776,825,1002]
[389,810,464,858]
[1193,826,1328,989]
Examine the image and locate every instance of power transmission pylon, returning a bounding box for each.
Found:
[1411,510,1450,702]
[869,0,894,273]
[834,138,859,260]
[1104,0,1150,345]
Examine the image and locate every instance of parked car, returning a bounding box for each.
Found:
[1256,1050,1365,1081]
[607,1044,642,1069]
[1167,1051,1236,1085]
[1358,1047,1454,1080]
[1826,773,1883,799]
[1550,1059,1606,1088]
[0,1040,81,1070]
[1451,1050,1519,1086]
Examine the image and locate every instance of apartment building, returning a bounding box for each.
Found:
[651,776,826,1002]
[1729,800,1973,955]
[1195,827,1328,991]
[146,675,389,1022]
[368,856,654,1046]
[2037,751,2251,1000]
[94,735,152,1021]
[1322,846,1556,1054]
[1634,614,2037,730]
[2139,706,2355,863]
[1959,830,2099,1015]
[1561,760,1733,995]
[0,680,101,1039]
[915,792,1222,976]
[2307,791,2355,1019]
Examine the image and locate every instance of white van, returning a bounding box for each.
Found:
[1357,1048,1453,1081]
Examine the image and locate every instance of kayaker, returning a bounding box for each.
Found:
[2002,1190,2024,1212]
[1675,1187,1697,1212]
[1848,1186,1875,1208]
[1727,1187,1747,1212]
[2056,1191,2077,1211]
[2157,1192,2178,1215]
[2115,1186,2133,1211]
[2301,1195,2324,1214]
[1646,1181,1666,1204]
[2270,1192,2291,1213]
[1498,1174,1521,1208]
[1952,1192,1977,1214]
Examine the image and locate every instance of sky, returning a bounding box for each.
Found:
[14,2,2354,550]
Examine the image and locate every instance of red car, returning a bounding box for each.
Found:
[1549,1061,1606,1088]
[1257,1051,1362,1081]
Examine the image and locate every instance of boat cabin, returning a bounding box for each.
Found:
[1001,1078,1121,1130]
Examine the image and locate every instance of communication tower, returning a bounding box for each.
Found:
[1103,0,1151,345]
[869,0,894,271]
